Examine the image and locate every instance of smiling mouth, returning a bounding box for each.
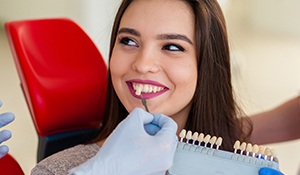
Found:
[132,83,165,95]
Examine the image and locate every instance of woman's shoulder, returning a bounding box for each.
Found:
[31,143,100,175]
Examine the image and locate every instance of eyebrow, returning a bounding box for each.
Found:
[118,27,193,45]
[118,28,141,37]
[157,34,193,45]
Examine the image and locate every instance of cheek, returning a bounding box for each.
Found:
[169,62,198,89]
[169,62,198,106]
[109,52,127,94]
[110,51,130,80]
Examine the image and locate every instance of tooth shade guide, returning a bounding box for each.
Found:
[170,143,279,175]
[173,129,279,175]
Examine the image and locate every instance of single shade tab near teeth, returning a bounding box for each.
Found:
[135,86,142,96]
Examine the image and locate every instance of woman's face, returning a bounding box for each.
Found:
[110,0,197,126]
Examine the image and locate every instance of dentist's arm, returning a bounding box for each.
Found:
[69,108,178,175]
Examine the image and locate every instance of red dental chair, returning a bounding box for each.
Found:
[5,18,108,162]
[0,154,24,175]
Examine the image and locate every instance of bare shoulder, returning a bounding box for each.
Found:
[31,143,100,175]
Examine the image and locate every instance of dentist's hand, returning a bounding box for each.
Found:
[259,167,284,175]
[0,100,15,159]
[69,108,178,175]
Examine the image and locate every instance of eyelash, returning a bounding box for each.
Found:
[162,44,185,52]
[118,37,138,47]
[118,37,185,52]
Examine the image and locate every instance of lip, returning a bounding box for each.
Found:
[126,79,168,99]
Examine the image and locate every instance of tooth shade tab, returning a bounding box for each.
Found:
[258,146,265,159]
[246,143,252,152]
[209,136,217,148]
[264,147,271,160]
[197,133,205,146]
[192,132,199,144]
[240,142,246,151]
[246,143,252,156]
[258,146,265,154]
[203,134,211,147]
[252,144,259,157]
[179,129,186,142]
[233,140,240,154]
[216,137,223,149]
[132,83,165,95]
[186,130,192,143]
[135,86,142,95]
[270,149,277,161]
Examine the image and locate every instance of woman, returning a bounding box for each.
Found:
[31,0,253,174]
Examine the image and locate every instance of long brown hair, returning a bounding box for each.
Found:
[94,0,252,151]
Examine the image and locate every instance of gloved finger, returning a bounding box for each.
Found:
[0,112,15,127]
[151,113,178,137]
[0,100,2,108]
[259,168,284,175]
[0,130,12,144]
[0,145,9,159]
[115,108,154,134]
[127,108,154,125]
[144,123,160,135]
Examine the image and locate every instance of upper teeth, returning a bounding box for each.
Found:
[133,83,164,95]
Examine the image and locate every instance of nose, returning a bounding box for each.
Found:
[131,48,160,74]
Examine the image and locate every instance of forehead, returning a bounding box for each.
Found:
[119,0,195,37]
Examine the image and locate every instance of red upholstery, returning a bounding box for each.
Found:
[0,154,24,175]
[5,18,107,136]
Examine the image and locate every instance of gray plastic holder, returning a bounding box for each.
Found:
[168,142,279,175]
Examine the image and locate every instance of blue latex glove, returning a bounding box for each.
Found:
[259,168,284,175]
[69,108,178,175]
[0,100,15,159]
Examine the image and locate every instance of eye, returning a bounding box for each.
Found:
[119,37,138,47]
[162,44,185,52]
